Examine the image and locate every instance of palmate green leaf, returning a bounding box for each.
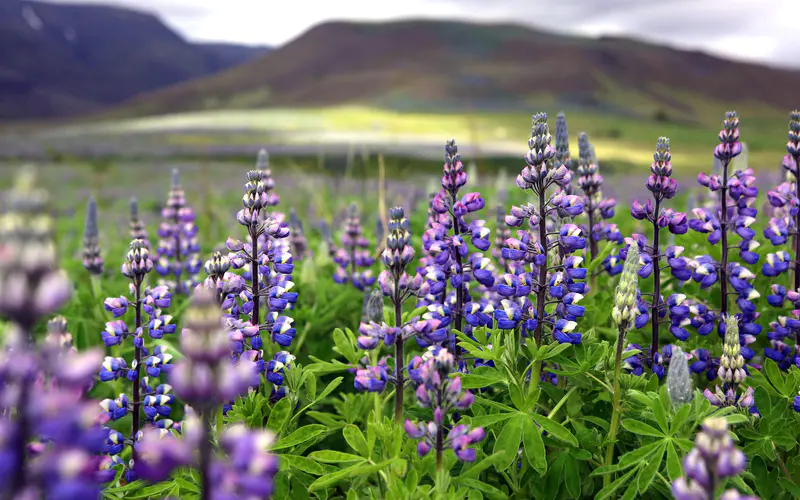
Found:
[666,442,683,481]
[763,359,790,396]
[332,328,358,364]
[469,412,516,428]
[637,442,666,493]
[283,454,325,475]
[619,440,664,467]
[458,372,507,389]
[307,464,361,492]
[651,396,669,434]
[309,450,367,463]
[266,396,292,433]
[522,414,547,475]
[459,479,507,500]
[621,419,664,437]
[670,404,692,434]
[539,342,572,361]
[530,413,578,447]
[587,241,616,273]
[595,464,640,500]
[493,414,525,470]
[458,452,509,480]
[343,424,371,457]
[271,424,328,450]
[563,455,580,499]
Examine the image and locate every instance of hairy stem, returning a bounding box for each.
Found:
[199,412,212,500]
[534,191,548,347]
[604,324,627,487]
[250,226,260,328]
[719,160,730,319]
[649,199,662,361]
[394,294,404,423]
[131,280,143,464]
[451,210,464,362]
[436,425,444,472]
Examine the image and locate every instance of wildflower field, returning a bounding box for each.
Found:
[1,110,800,500]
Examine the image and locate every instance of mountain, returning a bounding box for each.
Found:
[114,20,800,121]
[199,43,272,68]
[0,0,269,119]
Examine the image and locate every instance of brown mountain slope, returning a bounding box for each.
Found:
[113,20,800,119]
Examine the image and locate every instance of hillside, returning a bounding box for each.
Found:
[0,0,268,119]
[114,20,800,122]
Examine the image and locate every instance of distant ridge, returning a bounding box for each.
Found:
[111,19,800,120]
[0,0,269,118]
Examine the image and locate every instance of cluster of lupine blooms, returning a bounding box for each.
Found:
[0,169,108,498]
[133,289,277,498]
[763,110,800,372]
[332,202,377,291]
[99,239,179,481]
[672,418,757,500]
[154,169,202,295]
[198,150,298,409]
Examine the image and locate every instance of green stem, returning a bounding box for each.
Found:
[216,404,224,442]
[604,325,627,487]
[547,387,577,419]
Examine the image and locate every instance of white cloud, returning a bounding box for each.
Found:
[39,0,799,67]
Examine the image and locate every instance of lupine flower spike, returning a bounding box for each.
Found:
[667,346,693,405]
[422,140,491,363]
[500,113,585,348]
[628,136,689,364]
[672,418,758,500]
[689,112,760,358]
[703,316,756,413]
[148,288,261,491]
[356,207,428,422]
[129,197,151,249]
[83,196,104,282]
[576,132,620,263]
[199,151,295,407]
[99,239,178,481]
[404,349,484,471]
[604,245,640,486]
[154,168,202,294]
[763,111,800,370]
[333,203,376,291]
[289,208,310,259]
[0,169,108,499]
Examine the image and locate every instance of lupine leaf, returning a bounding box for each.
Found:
[621,419,664,437]
[530,413,579,446]
[493,414,525,470]
[309,450,367,463]
[343,424,370,457]
[522,414,547,475]
[272,425,328,450]
[636,442,665,492]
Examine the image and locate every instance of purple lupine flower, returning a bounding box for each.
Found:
[575,131,620,264]
[129,197,151,250]
[418,140,492,363]
[199,151,296,404]
[82,196,104,277]
[288,208,310,260]
[688,112,761,352]
[762,111,800,364]
[404,349,484,470]
[171,289,259,409]
[671,418,756,500]
[498,113,587,348]
[625,136,691,364]
[0,168,82,498]
[332,203,375,291]
[154,168,202,294]
[702,317,757,414]
[97,239,177,481]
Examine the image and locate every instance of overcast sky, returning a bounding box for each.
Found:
[43,0,799,68]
